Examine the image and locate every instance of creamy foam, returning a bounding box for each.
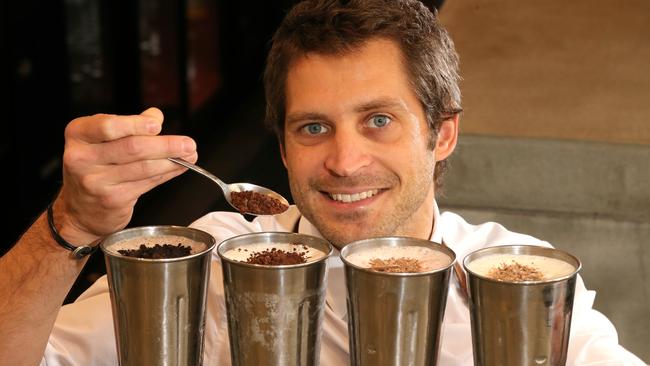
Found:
[108,235,207,255]
[223,242,327,263]
[467,253,576,281]
[345,245,452,272]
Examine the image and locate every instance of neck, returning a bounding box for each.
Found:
[399,188,436,241]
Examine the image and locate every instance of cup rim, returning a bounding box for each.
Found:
[339,236,457,276]
[462,244,582,285]
[100,225,217,262]
[217,231,333,269]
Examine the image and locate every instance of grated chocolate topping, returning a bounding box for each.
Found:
[368,257,422,273]
[487,260,544,281]
[244,247,307,265]
[117,243,192,259]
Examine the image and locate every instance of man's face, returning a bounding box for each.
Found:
[282,38,451,248]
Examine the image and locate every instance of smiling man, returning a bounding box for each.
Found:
[282,38,455,247]
[0,0,645,365]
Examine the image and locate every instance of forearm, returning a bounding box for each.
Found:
[0,209,89,366]
[0,107,196,365]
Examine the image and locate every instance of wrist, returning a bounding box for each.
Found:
[47,200,100,259]
[51,196,102,245]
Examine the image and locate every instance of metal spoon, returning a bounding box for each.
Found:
[168,157,290,216]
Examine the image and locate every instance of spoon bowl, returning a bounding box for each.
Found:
[168,157,290,216]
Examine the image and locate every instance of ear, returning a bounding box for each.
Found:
[434,114,459,161]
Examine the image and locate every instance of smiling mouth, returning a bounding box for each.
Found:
[327,189,380,203]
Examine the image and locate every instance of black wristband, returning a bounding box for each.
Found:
[46,203,98,259]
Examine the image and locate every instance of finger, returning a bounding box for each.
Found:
[59,151,196,237]
[139,107,163,121]
[65,109,164,144]
[94,152,198,184]
[107,167,196,204]
[64,153,195,211]
[89,135,197,165]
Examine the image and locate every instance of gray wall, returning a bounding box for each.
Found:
[436,1,649,360]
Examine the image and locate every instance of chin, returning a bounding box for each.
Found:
[321,228,377,249]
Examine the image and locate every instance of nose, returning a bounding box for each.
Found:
[323,128,372,177]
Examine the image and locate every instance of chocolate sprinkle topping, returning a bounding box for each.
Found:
[368,257,422,273]
[118,243,192,259]
[244,247,307,265]
[488,260,544,281]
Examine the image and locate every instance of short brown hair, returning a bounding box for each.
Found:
[264,0,462,188]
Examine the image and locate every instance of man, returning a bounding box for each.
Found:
[0,0,644,365]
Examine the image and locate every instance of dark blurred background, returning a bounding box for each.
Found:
[2,0,444,302]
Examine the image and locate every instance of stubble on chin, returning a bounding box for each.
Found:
[313,213,375,248]
[292,174,398,246]
[291,191,379,247]
[308,207,411,248]
[289,169,433,247]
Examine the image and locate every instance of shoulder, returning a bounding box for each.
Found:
[439,210,551,259]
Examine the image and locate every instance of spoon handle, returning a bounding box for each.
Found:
[168,157,230,194]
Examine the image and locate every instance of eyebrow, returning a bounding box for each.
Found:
[353,97,407,114]
[286,97,407,126]
[285,112,329,126]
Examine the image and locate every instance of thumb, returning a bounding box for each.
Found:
[140,107,164,123]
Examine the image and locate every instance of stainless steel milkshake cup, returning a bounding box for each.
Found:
[340,236,456,366]
[100,225,216,366]
[463,245,581,366]
[217,232,332,366]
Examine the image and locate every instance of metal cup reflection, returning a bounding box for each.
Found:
[217,232,332,366]
[463,245,581,366]
[340,236,456,366]
[101,225,216,366]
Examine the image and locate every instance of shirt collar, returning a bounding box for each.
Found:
[430,200,443,244]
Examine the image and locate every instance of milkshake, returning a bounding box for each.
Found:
[462,245,582,366]
[217,232,332,366]
[223,242,328,265]
[340,237,455,365]
[466,252,576,282]
[99,226,216,366]
[105,234,208,258]
[345,244,452,273]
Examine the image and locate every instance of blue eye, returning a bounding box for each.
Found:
[369,115,391,128]
[302,123,329,135]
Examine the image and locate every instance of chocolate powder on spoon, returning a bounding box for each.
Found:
[231,191,289,215]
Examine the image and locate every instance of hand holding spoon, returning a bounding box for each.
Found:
[168,157,290,216]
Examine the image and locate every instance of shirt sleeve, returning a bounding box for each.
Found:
[42,276,119,366]
[567,277,647,365]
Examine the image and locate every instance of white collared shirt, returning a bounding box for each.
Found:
[43,203,646,365]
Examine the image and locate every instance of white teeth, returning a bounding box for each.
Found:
[329,190,379,203]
